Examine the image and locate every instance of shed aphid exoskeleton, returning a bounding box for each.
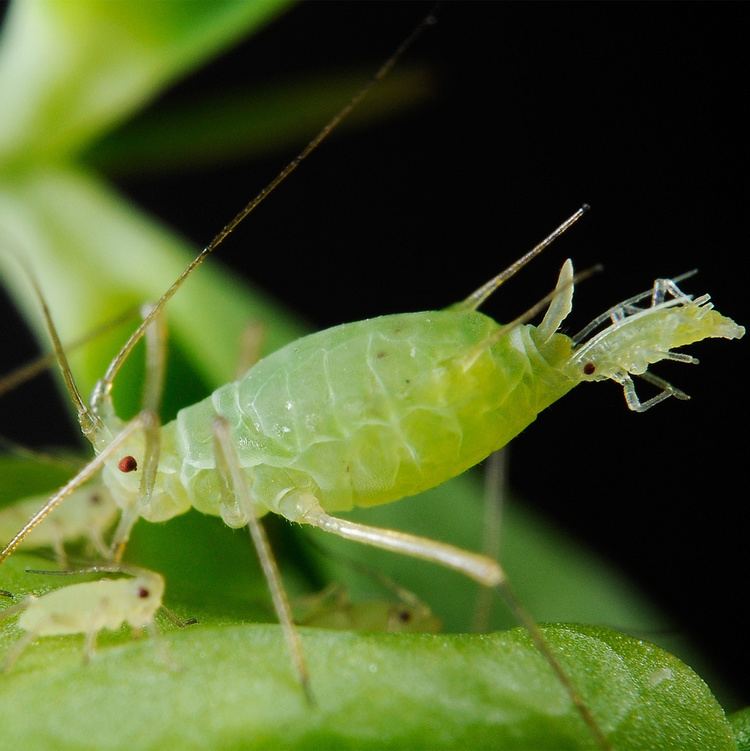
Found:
[0,11,745,751]
[0,484,117,564]
[0,566,164,671]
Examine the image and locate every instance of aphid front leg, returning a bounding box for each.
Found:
[106,307,168,561]
[212,417,313,705]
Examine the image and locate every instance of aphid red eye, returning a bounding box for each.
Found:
[397,609,412,623]
[138,587,150,599]
[118,455,138,473]
[583,362,596,375]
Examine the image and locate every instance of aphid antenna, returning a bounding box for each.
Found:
[25,563,150,579]
[0,242,102,441]
[160,606,197,628]
[90,7,440,418]
[0,303,140,398]
[460,264,603,370]
[455,204,590,312]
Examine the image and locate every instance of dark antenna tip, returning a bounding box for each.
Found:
[581,203,591,212]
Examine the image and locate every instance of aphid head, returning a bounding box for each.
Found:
[127,571,165,627]
[102,429,189,522]
[567,276,745,410]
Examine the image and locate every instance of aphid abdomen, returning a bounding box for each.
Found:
[167,310,578,518]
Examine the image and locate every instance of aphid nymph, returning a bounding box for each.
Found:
[0,567,164,671]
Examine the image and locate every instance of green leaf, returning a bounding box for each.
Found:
[730,708,750,751]
[84,67,433,176]
[0,553,737,750]
[0,0,293,166]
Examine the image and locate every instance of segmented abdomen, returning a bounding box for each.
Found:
[167,310,576,517]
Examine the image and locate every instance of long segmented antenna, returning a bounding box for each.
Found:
[0,249,102,439]
[460,264,603,369]
[455,204,590,312]
[0,306,138,398]
[91,9,439,416]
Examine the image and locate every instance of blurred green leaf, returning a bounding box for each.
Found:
[84,67,433,176]
[730,708,750,751]
[0,0,293,166]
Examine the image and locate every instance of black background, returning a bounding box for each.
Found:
[2,2,748,704]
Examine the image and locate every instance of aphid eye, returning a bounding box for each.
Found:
[137,587,150,599]
[583,362,596,375]
[118,455,138,473]
[397,609,412,623]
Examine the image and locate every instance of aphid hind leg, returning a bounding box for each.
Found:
[473,449,507,632]
[284,494,612,750]
[212,417,314,706]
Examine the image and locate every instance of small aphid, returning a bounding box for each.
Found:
[0,484,118,563]
[0,568,164,671]
[295,583,441,633]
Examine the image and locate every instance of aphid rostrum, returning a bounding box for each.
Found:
[0,11,744,750]
[0,566,164,671]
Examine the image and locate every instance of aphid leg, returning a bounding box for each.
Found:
[235,321,266,378]
[88,527,111,560]
[284,495,611,751]
[82,627,99,664]
[50,530,68,568]
[1,589,13,598]
[3,630,36,673]
[473,449,507,632]
[612,371,689,412]
[651,277,690,306]
[212,417,314,706]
